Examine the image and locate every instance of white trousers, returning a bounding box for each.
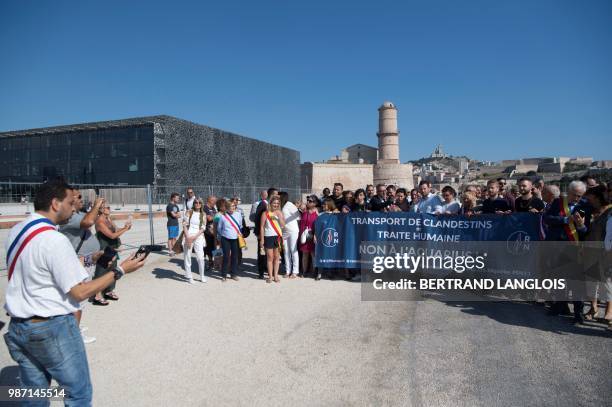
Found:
[183,234,206,281]
[283,229,300,275]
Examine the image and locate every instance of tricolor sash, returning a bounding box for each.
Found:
[223,213,243,237]
[559,196,579,242]
[6,217,56,280]
[265,211,283,249]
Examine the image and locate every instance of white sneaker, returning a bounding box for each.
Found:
[169,250,175,257]
[201,276,208,283]
[80,326,89,334]
[82,334,96,344]
[188,279,195,285]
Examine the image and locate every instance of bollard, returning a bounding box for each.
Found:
[147,184,155,245]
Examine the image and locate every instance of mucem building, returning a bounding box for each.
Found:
[0,115,301,201]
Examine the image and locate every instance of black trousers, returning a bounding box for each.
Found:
[257,236,266,277]
[220,236,239,277]
[204,231,215,259]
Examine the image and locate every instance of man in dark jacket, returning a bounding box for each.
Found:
[370,184,393,212]
[543,180,590,323]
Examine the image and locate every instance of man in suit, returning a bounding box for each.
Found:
[543,180,590,323]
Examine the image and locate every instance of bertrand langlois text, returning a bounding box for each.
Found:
[371,278,566,291]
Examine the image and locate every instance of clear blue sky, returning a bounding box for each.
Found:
[1,0,610,162]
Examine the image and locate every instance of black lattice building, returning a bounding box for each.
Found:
[0,115,301,192]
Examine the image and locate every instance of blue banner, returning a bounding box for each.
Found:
[314,212,543,268]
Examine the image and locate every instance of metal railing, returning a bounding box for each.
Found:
[0,182,310,210]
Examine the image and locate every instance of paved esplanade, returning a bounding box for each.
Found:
[0,234,610,406]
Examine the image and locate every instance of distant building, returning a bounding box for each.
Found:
[302,101,414,192]
[430,144,446,159]
[328,144,377,164]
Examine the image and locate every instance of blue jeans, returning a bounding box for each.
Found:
[3,314,92,407]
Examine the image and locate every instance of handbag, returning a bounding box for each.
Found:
[224,213,247,249]
[241,217,251,238]
[300,227,311,245]
[173,232,185,254]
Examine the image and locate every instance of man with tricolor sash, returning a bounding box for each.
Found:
[3,180,146,405]
[543,180,591,322]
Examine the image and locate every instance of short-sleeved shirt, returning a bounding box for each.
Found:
[59,211,100,255]
[514,196,545,213]
[167,203,180,226]
[5,214,89,318]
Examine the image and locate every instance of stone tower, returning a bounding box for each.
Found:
[373,101,414,189]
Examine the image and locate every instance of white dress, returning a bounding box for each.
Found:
[183,211,207,282]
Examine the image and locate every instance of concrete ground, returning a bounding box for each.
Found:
[0,233,611,406]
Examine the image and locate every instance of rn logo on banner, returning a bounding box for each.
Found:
[321,228,339,248]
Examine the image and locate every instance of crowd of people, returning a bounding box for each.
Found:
[2,174,611,404]
[165,175,611,329]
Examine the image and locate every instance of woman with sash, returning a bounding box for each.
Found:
[215,200,244,281]
[182,198,207,284]
[259,196,286,283]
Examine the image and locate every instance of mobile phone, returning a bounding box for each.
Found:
[135,245,151,258]
[576,208,586,217]
[134,244,163,258]
[96,246,117,267]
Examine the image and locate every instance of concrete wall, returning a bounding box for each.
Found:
[373,162,414,190]
[345,145,378,164]
[513,164,539,174]
[301,162,373,194]
[538,163,563,173]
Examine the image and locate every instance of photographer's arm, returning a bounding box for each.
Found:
[80,197,104,229]
[69,255,145,302]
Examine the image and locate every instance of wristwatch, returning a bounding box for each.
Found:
[111,266,125,280]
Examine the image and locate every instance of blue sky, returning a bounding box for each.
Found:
[1,0,610,162]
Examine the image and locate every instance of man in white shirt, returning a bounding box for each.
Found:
[413,180,444,214]
[4,180,146,405]
[184,187,196,211]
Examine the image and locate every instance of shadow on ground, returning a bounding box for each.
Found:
[434,296,612,338]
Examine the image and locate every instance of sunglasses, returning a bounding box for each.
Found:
[194,201,202,205]
[307,199,315,203]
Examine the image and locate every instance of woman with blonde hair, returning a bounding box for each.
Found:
[182,197,207,284]
[92,204,132,305]
[259,196,286,283]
